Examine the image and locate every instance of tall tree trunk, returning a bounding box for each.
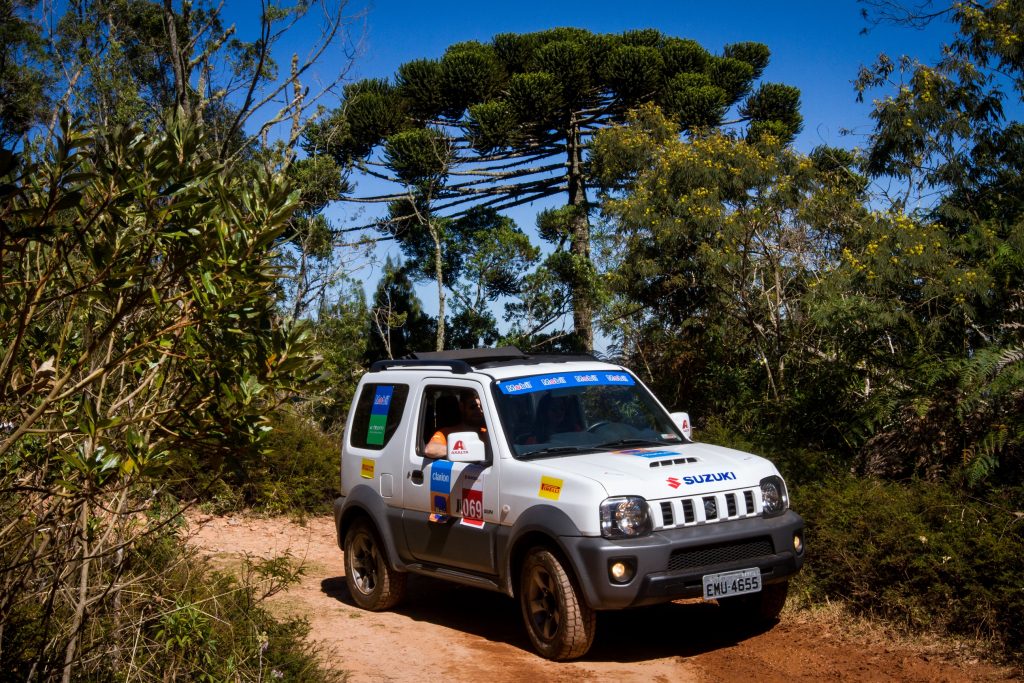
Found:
[566,114,593,351]
[163,0,191,120]
[431,222,445,351]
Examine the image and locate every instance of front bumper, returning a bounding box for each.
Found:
[560,510,804,609]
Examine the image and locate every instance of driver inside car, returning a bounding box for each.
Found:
[425,390,488,457]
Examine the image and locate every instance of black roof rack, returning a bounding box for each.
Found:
[368,346,603,373]
[368,359,472,374]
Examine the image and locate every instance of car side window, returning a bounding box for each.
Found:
[349,383,410,450]
[418,385,491,458]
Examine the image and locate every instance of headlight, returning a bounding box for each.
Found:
[760,475,789,517]
[600,496,652,539]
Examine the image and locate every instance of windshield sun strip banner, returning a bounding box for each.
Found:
[498,371,635,395]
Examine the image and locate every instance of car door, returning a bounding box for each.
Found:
[401,380,500,574]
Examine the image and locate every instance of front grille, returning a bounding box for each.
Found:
[703,496,718,520]
[668,537,775,572]
[681,500,695,523]
[654,486,760,529]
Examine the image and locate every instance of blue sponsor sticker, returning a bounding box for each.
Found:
[498,371,635,395]
[429,460,453,520]
[370,385,393,415]
[615,448,679,459]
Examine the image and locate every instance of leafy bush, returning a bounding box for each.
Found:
[2,503,336,681]
[0,117,318,679]
[796,475,1024,665]
[180,407,340,515]
[241,409,341,514]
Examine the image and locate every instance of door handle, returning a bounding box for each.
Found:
[410,470,423,484]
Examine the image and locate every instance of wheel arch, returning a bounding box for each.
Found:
[502,505,591,605]
[334,485,406,571]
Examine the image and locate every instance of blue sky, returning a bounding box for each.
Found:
[233,0,958,346]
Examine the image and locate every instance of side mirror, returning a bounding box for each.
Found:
[447,431,486,462]
[670,412,692,440]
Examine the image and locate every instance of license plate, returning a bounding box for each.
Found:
[702,568,761,599]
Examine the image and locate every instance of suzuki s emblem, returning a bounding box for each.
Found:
[666,477,681,489]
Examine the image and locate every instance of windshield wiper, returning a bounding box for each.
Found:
[595,438,674,450]
[518,445,595,460]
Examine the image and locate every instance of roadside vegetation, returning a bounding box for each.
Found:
[1,0,1022,678]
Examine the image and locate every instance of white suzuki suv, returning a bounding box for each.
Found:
[334,347,805,660]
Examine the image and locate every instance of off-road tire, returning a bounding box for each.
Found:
[717,579,789,623]
[519,547,596,660]
[343,519,407,611]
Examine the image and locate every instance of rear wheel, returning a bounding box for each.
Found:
[343,519,406,611]
[717,579,789,623]
[519,548,595,660]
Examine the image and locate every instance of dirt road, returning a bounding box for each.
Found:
[189,514,1017,683]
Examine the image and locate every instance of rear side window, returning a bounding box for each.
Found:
[349,383,410,450]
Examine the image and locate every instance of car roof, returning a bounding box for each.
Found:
[367,346,626,380]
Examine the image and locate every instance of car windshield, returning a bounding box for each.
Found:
[492,370,685,459]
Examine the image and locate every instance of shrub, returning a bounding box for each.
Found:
[242,409,342,514]
[2,503,337,681]
[182,408,341,515]
[796,475,1024,665]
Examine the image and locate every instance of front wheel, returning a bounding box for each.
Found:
[519,548,595,660]
[343,519,407,611]
[717,579,789,623]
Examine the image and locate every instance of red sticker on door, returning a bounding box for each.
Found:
[460,488,484,528]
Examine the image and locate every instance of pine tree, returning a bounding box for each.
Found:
[306,28,802,349]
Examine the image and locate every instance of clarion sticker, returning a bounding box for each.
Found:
[360,458,374,479]
[429,460,453,522]
[682,472,737,485]
[538,476,563,500]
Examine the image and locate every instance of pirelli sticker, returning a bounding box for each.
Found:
[538,476,563,501]
[360,458,374,479]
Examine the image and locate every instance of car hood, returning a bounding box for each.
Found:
[534,442,778,499]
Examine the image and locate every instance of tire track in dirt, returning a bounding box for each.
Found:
[188,514,1018,683]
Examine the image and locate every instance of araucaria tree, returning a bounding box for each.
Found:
[308,27,803,349]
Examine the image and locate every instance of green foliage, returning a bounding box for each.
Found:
[723,41,771,78]
[2,502,335,681]
[600,45,665,102]
[740,83,803,141]
[467,100,519,152]
[384,127,451,184]
[661,73,727,129]
[0,0,51,146]
[0,116,319,679]
[237,408,341,514]
[397,58,446,121]
[506,71,563,131]
[365,258,435,361]
[344,79,408,157]
[798,476,1024,665]
[440,42,504,116]
[661,38,711,75]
